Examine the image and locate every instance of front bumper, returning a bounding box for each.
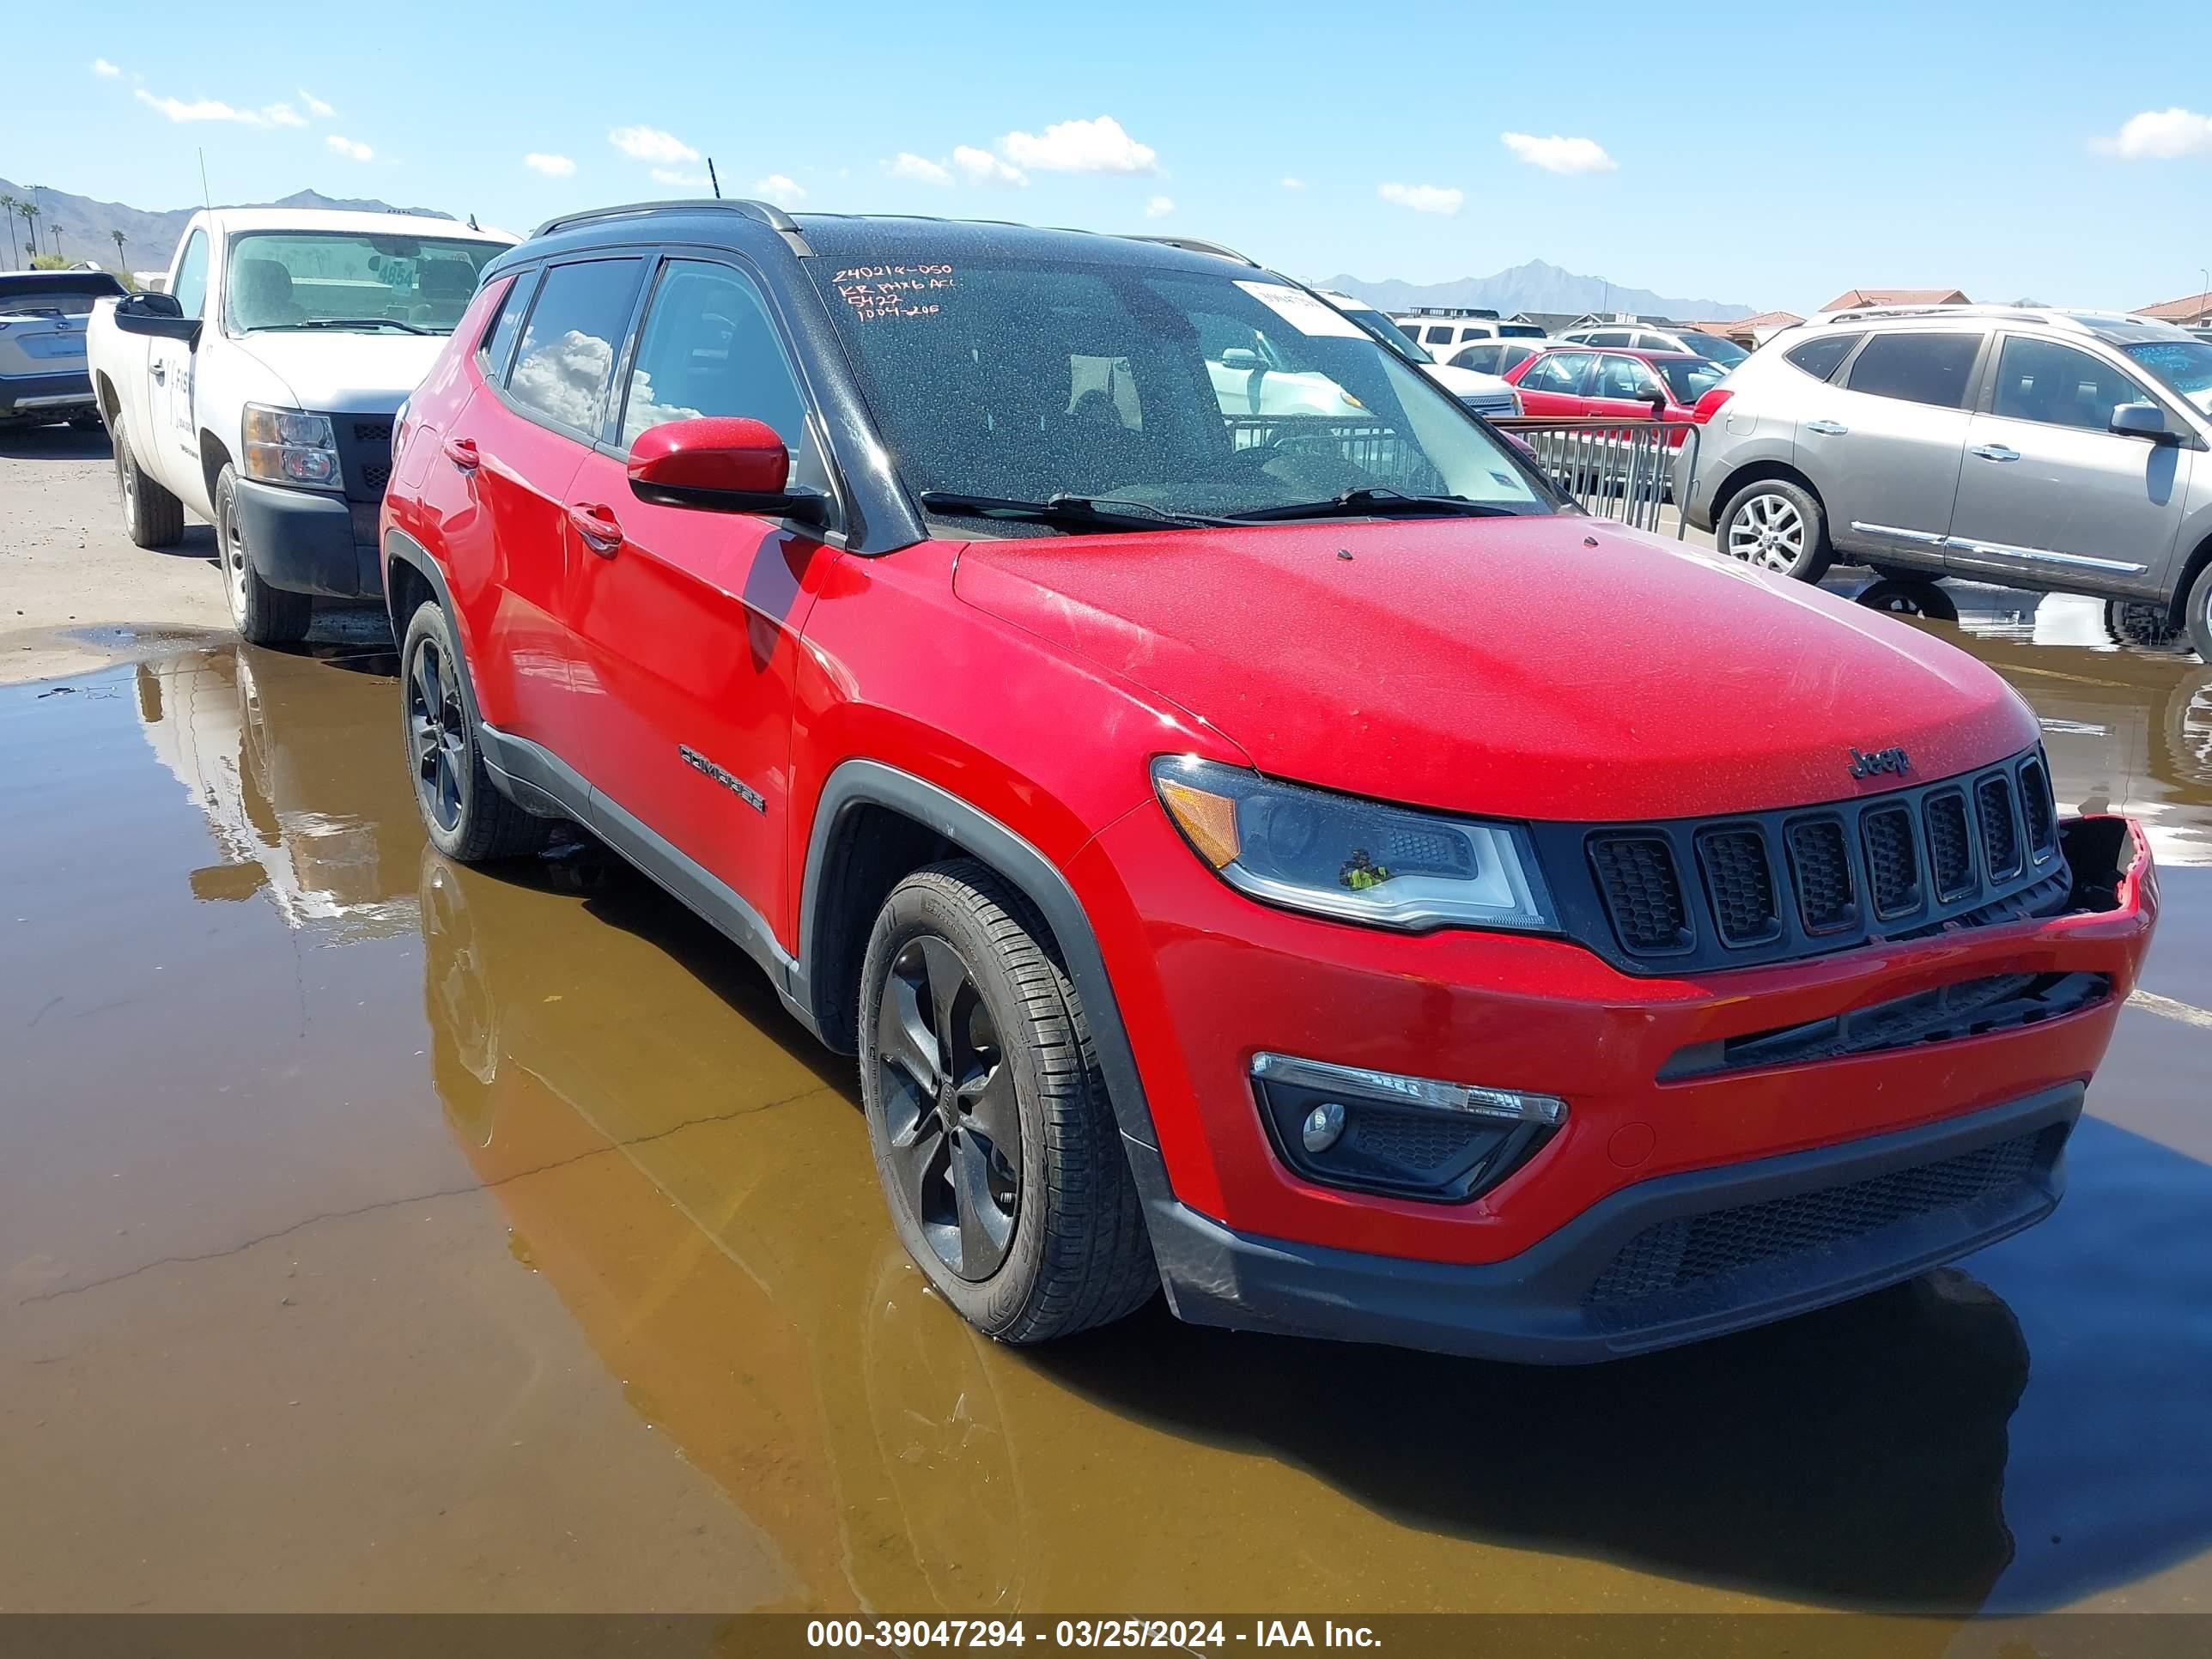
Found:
[231,477,381,599]
[1074,805,2154,1352]
[1144,1083,2079,1363]
[0,369,94,417]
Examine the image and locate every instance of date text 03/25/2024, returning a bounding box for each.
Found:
[805,1619,1381,1649]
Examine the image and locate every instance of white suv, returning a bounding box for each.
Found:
[1678,306,2212,659]
[1562,322,1749,367]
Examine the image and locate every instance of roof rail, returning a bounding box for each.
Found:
[1399,306,1501,319]
[1818,302,2047,327]
[530,198,810,252]
[1121,234,1259,267]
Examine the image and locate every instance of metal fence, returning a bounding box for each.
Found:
[1492,418,1700,538]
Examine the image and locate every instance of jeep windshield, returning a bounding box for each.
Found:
[811,255,1559,529]
[2122,338,2212,417]
[224,230,502,337]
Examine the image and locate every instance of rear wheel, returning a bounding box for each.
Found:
[214,465,313,646]
[1718,477,1832,581]
[2185,562,2212,663]
[399,599,551,862]
[859,860,1156,1344]
[112,413,184,549]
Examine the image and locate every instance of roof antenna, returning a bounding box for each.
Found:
[706,157,722,200]
[198,147,211,210]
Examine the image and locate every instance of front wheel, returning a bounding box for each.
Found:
[1718,478,1832,581]
[858,860,1156,1344]
[2186,562,2212,663]
[213,465,312,646]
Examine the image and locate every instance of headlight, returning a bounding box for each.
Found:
[241,403,340,489]
[1151,757,1555,933]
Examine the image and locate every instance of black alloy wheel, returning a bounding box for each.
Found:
[407,632,469,836]
[874,933,1024,1280]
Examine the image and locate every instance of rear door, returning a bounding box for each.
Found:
[1792,329,1983,560]
[1944,333,2190,596]
[560,254,835,934]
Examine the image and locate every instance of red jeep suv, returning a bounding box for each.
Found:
[380,202,2156,1362]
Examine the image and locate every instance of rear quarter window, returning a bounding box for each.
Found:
[1784,332,1860,381]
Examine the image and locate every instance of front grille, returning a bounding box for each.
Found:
[351,420,394,446]
[1585,1128,2054,1308]
[1978,775,2021,878]
[361,460,392,490]
[1462,393,1516,419]
[1861,803,1920,919]
[325,409,401,504]
[1787,817,1855,932]
[1589,835,1689,953]
[1545,746,2070,974]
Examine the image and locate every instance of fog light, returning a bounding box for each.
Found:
[1249,1052,1565,1204]
[1301,1101,1346,1152]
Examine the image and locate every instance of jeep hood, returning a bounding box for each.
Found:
[228,331,448,414]
[951,516,2039,822]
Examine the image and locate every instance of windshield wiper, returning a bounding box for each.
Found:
[1226,488,1521,524]
[918,490,1234,531]
[260,317,434,335]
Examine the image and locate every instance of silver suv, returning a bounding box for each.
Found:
[1680,306,2212,658]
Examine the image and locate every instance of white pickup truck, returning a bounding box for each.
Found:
[88,207,512,643]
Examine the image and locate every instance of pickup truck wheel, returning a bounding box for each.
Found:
[111,414,185,549]
[2186,562,2212,663]
[1718,478,1832,581]
[399,600,551,862]
[860,860,1156,1344]
[214,465,313,646]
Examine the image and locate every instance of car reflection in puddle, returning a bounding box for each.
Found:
[3,635,2209,1618]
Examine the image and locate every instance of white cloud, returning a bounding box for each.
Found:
[998,114,1157,175]
[755,173,805,206]
[133,88,304,127]
[2094,107,2212,160]
[325,134,374,162]
[953,144,1026,187]
[1143,195,1174,219]
[609,125,699,164]
[1500,132,1616,175]
[1377,181,1463,216]
[299,88,335,118]
[525,152,577,178]
[512,330,616,431]
[649,167,709,187]
[1279,176,1305,191]
[888,152,952,186]
[91,58,120,78]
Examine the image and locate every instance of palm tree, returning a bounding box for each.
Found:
[0,195,17,270]
[111,228,127,274]
[20,201,39,259]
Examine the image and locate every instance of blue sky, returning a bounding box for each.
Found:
[14,0,2212,314]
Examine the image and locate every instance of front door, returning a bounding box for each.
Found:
[1794,329,1984,562]
[561,256,834,940]
[1513,349,1598,416]
[151,228,210,490]
[1945,333,2190,597]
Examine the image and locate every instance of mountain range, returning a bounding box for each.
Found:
[1319,259,1755,323]
[0,179,450,274]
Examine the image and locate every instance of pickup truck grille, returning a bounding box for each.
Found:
[1529,746,2070,975]
[329,414,398,504]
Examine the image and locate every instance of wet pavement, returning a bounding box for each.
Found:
[2,584,2209,1622]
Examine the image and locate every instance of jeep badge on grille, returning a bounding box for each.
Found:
[1848,745,1911,781]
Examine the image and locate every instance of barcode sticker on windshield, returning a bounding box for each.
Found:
[1235,281,1369,339]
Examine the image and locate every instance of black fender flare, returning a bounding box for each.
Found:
[797,760,1169,1179]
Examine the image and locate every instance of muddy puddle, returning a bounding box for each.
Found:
[3,599,2209,1622]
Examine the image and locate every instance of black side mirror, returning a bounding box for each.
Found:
[1645,389,1670,414]
[113,291,200,344]
[2109,401,2178,444]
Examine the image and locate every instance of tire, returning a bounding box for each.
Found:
[398,599,552,862]
[69,410,105,431]
[2186,562,2212,663]
[213,465,313,646]
[111,412,185,549]
[1870,562,1932,583]
[859,860,1156,1344]
[1717,477,1832,581]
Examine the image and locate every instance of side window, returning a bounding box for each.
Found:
[1595,356,1660,400]
[1523,351,1594,394]
[172,231,209,319]
[1421,325,1452,345]
[1451,344,1501,373]
[619,259,825,488]
[477,270,535,380]
[1991,337,2149,433]
[1785,332,1859,381]
[507,258,644,437]
[1844,332,1980,410]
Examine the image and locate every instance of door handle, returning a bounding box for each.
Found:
[1803,419,1848,435]
[442,435,480,471]
[567,501,623,556]
[1969,444,2021,463]
[150,362,166,385]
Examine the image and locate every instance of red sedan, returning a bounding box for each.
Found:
[1505,344,1728,438]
